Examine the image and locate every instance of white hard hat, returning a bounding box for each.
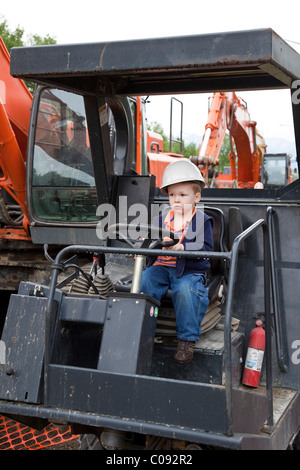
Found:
[160,159,205,193]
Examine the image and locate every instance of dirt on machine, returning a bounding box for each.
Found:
[0,29,299,451]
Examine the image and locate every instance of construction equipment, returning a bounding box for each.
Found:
[0,38,169,294]
[191,91,267,188]
[192,92,294,190]
[0,39,178,449]
[0,29,299,451]
[0,36,58,302]
[142,96,185,188]
[262,153,294,188]
[0,35,31,237]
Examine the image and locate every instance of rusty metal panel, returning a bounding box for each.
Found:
[0,294,48,403]
[10,29,300,95]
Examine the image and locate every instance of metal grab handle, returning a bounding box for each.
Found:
[43,217,274,433]
[223,217,273,433]
[266,207,288,372]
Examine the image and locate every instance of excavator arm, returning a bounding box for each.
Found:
[196,92,228,170]
[0,36,32,236]
[191,92,266,188]
[228,94,263,187]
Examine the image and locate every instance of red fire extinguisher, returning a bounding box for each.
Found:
[242,319,265,388]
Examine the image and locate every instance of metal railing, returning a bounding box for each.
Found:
[267,206,288,373]
[44,213,274,435]
[223,217,273,432]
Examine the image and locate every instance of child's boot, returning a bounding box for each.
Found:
[174,340,196,363]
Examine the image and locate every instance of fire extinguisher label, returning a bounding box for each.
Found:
[245,347,264,371]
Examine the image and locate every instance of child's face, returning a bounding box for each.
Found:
[167,182,201,215]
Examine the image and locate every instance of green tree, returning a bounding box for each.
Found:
[183,141,198,159]
[27,33,56,47]
[147,121,199,159]
[0,18,24,51]
[0,17,56,52]
[148,121,169,153]
[217,132,237,172]
[0,16,56,92]
[148,121,238,172]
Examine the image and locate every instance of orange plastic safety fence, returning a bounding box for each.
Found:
[0,415,78,450]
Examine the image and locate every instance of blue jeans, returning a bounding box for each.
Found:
[140,266,209,342]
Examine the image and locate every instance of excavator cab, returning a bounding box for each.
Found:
[27,87,141,243]
[0,29,300,450]
[262,153,292,188]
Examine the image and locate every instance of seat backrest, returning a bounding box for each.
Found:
[107,173,155,246]
[204,206,226,277]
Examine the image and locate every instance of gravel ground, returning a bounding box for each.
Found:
[43,438,80,450]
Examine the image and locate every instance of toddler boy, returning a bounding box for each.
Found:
[140,159,214,363]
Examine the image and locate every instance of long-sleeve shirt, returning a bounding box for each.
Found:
[147,209,214,278]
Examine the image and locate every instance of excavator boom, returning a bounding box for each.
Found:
[0,36,32,232]
[0,36,32,159]
[192,91,267,188]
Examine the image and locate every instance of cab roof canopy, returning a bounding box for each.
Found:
[10,28,300,164]
[10,28,300,96]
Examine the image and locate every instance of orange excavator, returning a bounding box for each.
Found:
[145,128,183,188]
[0,35,32,240]
[0,28,300,452]
[0,41,182,449]
[136,96,185,188]
[0,36,80,450]
[190,91,267,188]
[0,41,170,247]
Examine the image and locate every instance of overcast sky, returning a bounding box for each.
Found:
[1,0,300,158]
[2,0,299,47]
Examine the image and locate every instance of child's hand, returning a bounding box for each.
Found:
[164,243,184,251]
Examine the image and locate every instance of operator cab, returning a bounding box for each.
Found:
[2,29,299,449]
[27,87,142,245]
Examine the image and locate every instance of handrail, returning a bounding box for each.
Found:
[43,245,230,404]
[43,217,273,434]
[266,206,288,372]
[223,218,273,433]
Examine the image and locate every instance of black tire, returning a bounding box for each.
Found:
[78,434,104,450]
[292,429,300,450]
